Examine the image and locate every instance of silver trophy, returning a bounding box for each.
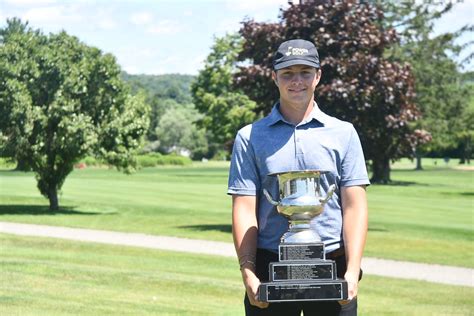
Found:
[258,170,348,302]
[263,170,336,244]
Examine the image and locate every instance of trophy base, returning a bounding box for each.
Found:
[258,279,348,302]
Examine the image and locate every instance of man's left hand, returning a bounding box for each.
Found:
[339,271,359,305]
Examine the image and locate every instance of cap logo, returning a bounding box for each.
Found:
[285,46,309,56]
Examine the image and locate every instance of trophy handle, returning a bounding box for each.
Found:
[263,189,280,206]
[319,184,336,204]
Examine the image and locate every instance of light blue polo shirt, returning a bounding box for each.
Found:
[228,102,370,253]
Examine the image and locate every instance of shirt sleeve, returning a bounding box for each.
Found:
[227,128,260,195]
[340,125,370,187]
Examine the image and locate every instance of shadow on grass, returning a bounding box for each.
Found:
[179,224,232,233]
[0,205,105,216]
[174,174,228,179]
[181,225,389,234]
[368,227,389,232]
[442,191,474,197]
[372,180,424,186]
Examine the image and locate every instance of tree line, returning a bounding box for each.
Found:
[1,0,472,210]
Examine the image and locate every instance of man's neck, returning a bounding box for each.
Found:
[279,99,314,125]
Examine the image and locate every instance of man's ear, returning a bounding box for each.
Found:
[314,68,322,86]
[272,71,278,86]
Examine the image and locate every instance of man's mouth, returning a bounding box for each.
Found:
[289,88,306,93]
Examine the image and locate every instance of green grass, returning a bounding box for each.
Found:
[0,160,473,267]
[1,234,473,315]
[0,162,234,243]
[366,167,473,267]
[0,233,243,316]
[358,275,474,315]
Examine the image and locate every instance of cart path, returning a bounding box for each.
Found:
[0,221,472,288]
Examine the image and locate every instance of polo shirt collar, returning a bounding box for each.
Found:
[267,101,328,126]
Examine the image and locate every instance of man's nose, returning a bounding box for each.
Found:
[291,73,304,83]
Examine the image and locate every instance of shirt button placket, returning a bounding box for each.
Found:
[295,126,304,156]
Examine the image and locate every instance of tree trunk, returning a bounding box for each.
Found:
[15,159,31,171]
[48,188,59,211]
[371,157,391,184]
[415,153,423,170]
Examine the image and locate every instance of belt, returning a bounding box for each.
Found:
[326,247,345,260]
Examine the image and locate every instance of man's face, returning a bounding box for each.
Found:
[272,65,321,106]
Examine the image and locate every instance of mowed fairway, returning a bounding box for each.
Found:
[0,163,234,243]
[0,160,473,268]
[0,233,244,316]
[1,234,473,315]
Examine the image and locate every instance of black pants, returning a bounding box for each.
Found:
[244,248,359,316]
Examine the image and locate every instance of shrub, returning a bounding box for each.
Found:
[156,154,192,166]
[136,153,192,167]
[0,158,16,169]
[136,155,158,167]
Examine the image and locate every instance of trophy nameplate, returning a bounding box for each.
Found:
[258,280,348,302]
[279,243,324,262]
[270,261,336,282]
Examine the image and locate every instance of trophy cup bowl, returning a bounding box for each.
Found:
[263,170,336,244]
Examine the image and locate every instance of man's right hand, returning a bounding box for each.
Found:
[241,268,269,309]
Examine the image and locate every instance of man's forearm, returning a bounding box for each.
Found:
[232,195,269,308]
[342,186,368,277]
[232,195,259,271]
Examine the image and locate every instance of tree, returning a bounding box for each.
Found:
[154,105,208,159]
[456,106,474,164]
[191,34,258,155]
[234,0,429,183]
[0,19,150,210]
[122,73,194,105]
[382,1,473,169]
[147,98,181,141]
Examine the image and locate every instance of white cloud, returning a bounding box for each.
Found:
[122,65,139,74]
[118,48,203,75]
[215,19,241,36]
[3,0,58,6]
[146,20,183,35]
[130,12,153,26]
[22,5,83,25]
[433,0,474,35]
[97,17,117,30]
[116,46,156,59]
[225,0,288,11]
[191,54,208,74]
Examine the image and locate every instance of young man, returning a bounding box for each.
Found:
[228,39,369,315]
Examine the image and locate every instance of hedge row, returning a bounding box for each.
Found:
[79,153,192,168]
[1,154,192,170]
[136,153,192,167]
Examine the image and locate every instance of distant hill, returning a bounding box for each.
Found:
[121,72,195,104]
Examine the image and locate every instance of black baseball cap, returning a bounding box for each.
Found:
[273,39,320,70]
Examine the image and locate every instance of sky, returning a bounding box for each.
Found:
[0,0,472,75]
